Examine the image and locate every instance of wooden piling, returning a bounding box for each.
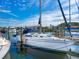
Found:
[7,27,10,40]
[20,27,24,51]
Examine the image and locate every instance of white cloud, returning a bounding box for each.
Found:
[0,18,19,22]
[0,9,18,17]
[0,18,21,27]
[19,9,79,27]
[42,0,51,8]
[18,0,79,27]
[0,9,11,13]
[7,12,18,17]
[20,0,36,10]
[62,0,75,7]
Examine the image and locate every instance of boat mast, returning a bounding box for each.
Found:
[69,0,71,27]
[75,0,79,20]
[39,0,42,33]
[57,0,72,37]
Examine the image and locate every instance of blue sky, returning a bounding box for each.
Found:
[0,0,79,27]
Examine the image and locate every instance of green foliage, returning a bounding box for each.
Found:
[58,22,79,28]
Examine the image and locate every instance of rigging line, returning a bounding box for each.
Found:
[75,0,79,23]
[75,0,79,10]
[57,0,72,37]
[69,0,72,37]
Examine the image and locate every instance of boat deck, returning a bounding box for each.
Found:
[24,38,74,54]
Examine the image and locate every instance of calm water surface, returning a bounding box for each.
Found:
[4,44,79,59]
[4,45,68,59]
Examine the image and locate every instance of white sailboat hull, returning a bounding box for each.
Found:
[0,38,10,59]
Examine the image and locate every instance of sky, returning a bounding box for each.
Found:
[0,0,79,27]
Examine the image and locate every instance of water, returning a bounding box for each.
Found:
[4,44,79,59]
[3,34,79,59]
[4,45,68,59]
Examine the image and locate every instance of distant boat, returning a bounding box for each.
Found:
[11,28,17,37]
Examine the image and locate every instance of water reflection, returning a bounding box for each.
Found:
[5,45,34,59]
[26,48,69,59]
[3,53,11,59]
[3,44,70,59]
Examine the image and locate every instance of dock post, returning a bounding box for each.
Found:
[20,27,24,51]
[7,27,10,40]
[69,48,71,59]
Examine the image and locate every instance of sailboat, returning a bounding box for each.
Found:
[24,0,71,40]
[22,0,78,54]
[0,34,10,59]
